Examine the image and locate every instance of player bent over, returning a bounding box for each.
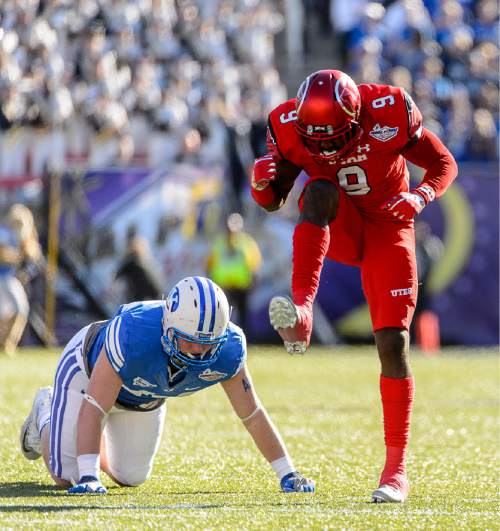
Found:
[251,70,458,502]
[20,276,314,494]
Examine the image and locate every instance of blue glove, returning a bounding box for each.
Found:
[280,472,315,493]
[68,475,107,494]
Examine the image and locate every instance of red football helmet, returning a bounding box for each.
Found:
[295,70,362,162]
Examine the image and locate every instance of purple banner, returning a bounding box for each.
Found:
[315,163,499,346]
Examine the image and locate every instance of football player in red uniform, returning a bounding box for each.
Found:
[251,70,458,503]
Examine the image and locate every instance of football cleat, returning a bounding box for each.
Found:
[269,296,312,354]
[68,476,107,495]
[20,386,53,460]
[280,472,315,493]
[371,484,407,503]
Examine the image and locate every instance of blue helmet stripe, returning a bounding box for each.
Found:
[194,276,206,332]
[207,279,216,333]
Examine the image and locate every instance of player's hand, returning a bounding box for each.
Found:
[280,472,315,493]
[382,192,425,221]
[252,154,277,191]
[68,475,107,495]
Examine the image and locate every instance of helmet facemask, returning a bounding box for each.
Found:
[161,326,228,372]
[298,122,362,163]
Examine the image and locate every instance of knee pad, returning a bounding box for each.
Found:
[110,466,151,487]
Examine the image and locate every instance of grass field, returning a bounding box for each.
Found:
[0,346,498,530]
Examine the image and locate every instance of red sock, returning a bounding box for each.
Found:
[379,375,414,491]
[292,222,330,309]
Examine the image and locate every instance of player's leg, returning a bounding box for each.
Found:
[269,179,338,353]
[100,403,166,486]
[360,220,417,503]
[3,276,29,355]
[20,325,92,487]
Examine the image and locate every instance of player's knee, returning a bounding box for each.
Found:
[375,327,408,357]
[301,180,339,226]
[111,466,151,487]
[375,328,411,377]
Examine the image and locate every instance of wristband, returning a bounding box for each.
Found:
[271,455,296,480]
[77,453,100,480]
[413,184,435,205]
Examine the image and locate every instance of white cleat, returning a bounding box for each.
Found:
[20,387,53,460]
[269,296,298,329]
[371,484,407,503]
[269,296,307,354]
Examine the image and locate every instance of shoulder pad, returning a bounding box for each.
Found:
[267,99,298,158]
[360,84,422,145]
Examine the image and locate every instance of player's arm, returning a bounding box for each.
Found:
[221,363,314,493]
[0,242,21,265]
[250,121,302,212]
[402,127,458,201]
[68,347,122,494]
[383,91,458,220]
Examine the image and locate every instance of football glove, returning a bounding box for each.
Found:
[67,475,107,495]
[251,154,277,191]
[280,472,315,493]
[382,185,435,221]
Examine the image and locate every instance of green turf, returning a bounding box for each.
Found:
[1,346,498,529]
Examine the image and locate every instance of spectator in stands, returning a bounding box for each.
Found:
[113,235,163,303]
[0,204,41,355]
[0,0,497,181]
[0,0,286,177]
[467,108,498,160]
[342,0,498,162]
[206,213,261,332]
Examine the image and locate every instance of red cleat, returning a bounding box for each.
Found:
[268,296,313,354]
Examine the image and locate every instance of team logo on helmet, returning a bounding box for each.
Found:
[169,287,180,312]
[335,74,360,118]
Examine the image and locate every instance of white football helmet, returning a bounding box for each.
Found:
[161,276,231,371]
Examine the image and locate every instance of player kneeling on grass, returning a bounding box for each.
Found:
[20,276,314,495]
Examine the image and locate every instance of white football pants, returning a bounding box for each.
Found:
[49,325,166,485]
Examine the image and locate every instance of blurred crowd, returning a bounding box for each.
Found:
[0,0,285,178]
[330,0,498,161]
[0,0,497,183]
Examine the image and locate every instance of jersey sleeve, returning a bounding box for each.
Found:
[403,127,458,199]
[402,89,423,145]
[267,99,300,162]
[361,84,424,150]
[104,315,127,374]
[266,118,282,159]
[222,324,247,380]
[232,330,247,377]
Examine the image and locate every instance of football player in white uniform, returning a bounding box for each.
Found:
[20,276,314,494]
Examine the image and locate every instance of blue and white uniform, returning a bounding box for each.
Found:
[49,301,246,484]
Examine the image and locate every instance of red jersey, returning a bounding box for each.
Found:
[267,84,423,220]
